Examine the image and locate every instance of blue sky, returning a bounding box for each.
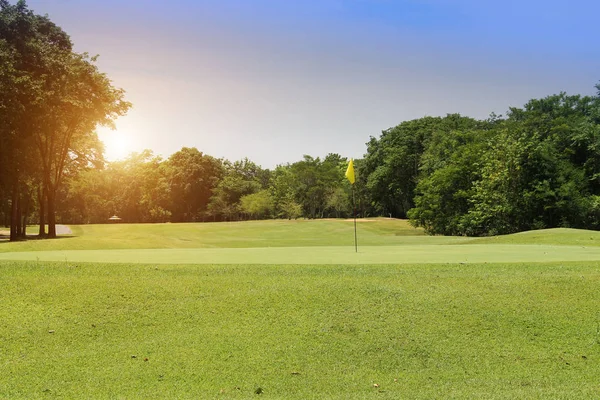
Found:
[27,0,600,167]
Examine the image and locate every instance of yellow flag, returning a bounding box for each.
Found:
[345,159,355,184]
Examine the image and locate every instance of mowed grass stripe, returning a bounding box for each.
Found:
[3,244,600,264]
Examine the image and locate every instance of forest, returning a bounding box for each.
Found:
[2,1,600,240]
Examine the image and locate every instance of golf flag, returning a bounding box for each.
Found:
[345,159,355,184]
[346,158,358,252]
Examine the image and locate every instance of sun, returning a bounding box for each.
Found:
[99,130,133,161]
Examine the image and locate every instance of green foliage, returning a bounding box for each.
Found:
[0,1,129,238]
[240,189,274,219]
[289,155,331,218]
[456,94,600,236]
[207,158,268,221]
[166,147,223,222]
[270,164,298,218]
[270,154,350,219]
[362,114,480,218]
[278,199,303,220]
[351,158,375,218]
[378,87,600,236]
[325,187,350,217]
[408,127,490,235]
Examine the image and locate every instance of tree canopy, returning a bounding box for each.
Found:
[0,0,130,239]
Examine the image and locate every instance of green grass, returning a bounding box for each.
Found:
[2,220,600,264]
[2,220,600,398]
[4,244,600,264]
[463,227,600,247]
[1,260,599,399]
[0,219,453,253]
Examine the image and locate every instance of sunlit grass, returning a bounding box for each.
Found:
[3,244,600,265]
[0,219,438,253]
[2,220,600,398]
[1,260,599,399]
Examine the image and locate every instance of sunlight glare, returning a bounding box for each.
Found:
[101,131,133,161]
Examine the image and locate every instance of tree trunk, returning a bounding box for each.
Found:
[47,188,57,238]
[38,185,46,237]
[16,195,22,238]
[21,215,27,237]
[21,193,29,237]
[10,182,18,241]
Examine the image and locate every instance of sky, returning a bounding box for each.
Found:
[26,0,600,168]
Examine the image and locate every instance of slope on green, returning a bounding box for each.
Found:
[1,260,599,399]
[463,227,600,246]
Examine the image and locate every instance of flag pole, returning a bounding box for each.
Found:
[352,185,357,253]
[345,158,357,253]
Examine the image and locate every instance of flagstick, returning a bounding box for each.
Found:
[352,185,357,253]
[345,158,357,253]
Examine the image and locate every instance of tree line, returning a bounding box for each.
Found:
[48,149,360,224]
[2,1,600,240]
[362,88,600,235]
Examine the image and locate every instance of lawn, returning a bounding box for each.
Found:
[2,219,600,264]
[1,219,600,399]
[0,218,438,253]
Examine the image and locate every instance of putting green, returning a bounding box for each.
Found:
[2,244,600,264]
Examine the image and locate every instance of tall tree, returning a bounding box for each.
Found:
[35,51,129,237]
[0,0,44,240]
[0,1,130,238]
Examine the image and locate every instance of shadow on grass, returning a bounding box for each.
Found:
[0,234,75,243]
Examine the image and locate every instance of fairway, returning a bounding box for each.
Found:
[3,1,600,397]
[2,260,599,399]
[2,220,600,264]
[3,244,600,264]
[2,220,600,399]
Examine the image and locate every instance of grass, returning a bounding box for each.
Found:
[463,227,600,246]
[4,244,600,264]
[0,219,455,253]
[1,261,599,399]
[1,219,600,398]
[2,220,600,264]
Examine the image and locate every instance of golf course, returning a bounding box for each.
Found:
[1,219,599,399]
[2,0,600,398]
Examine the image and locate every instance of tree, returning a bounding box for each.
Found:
[0,1,130,239]
[285,155,347,219]
[35,51,129,237]
[166,147,223,222]
[270,164,297,219]
[111,151,169,223]
[325,187,350,218]
[0,0,50,240]
[362,114,479,218]
[240,190,274,219]
[207,158,268,221]
[408,126,492,235]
